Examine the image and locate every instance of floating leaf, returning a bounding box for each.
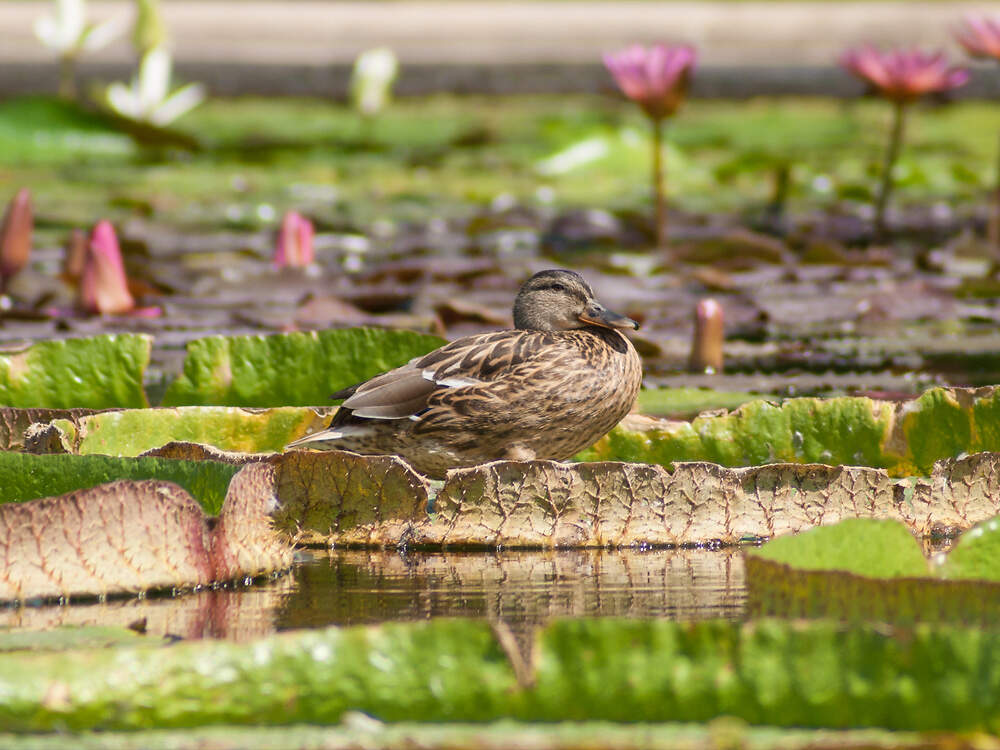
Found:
[268,450,429,546]
[636,387,760,418]
[749,518,928,578]
[937,515,1000,582]
[0,462,293,603]
[0,722,969,750]
[745,516,1000,624]
[0,451,239,513]
[0,619,998,731]
[0,626,146,653]
[582,387,1000,477]
[0,452,428,602]
[418,453,1000,547]
[162,328,445,407]
[0,335,150,409]
[35,406,333,456]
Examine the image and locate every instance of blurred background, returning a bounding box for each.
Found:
[3,1,999,97]
[5,1,1000,406]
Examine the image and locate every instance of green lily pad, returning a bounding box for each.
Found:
[0,626,146,653]
[0,722,969,750]
[46,406,332,457]
[161,328,445,407]
[581,395,894,468]
[0,619,998,732]
[0,335,150,409]
[745,517,1000,624]
[749,519,928,579]
[581,387,1000,477]
[938,515,1000,583]
[636,387,762,419]
[0,452,240,514]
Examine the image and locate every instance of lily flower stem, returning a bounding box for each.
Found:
[991,130,1000,256]
[875,99,907,241]
[651,116,667,248]
[58,53,76,100]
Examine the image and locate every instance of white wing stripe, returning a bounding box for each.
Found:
[422,369,483,388]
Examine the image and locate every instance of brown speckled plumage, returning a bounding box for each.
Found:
[286,269,643,478]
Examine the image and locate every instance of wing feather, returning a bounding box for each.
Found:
[333,330,554,422]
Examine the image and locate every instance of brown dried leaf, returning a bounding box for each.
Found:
[0,407,102,451]
[140,441,261,465]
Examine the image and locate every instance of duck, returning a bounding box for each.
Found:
[286,269,643,478]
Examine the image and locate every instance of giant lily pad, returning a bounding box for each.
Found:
[161,328,445,407]
[937,515,1000,583]
[0,618,998,731]
[749,519,928,579]
[0,722,973,750]
[417,453,1000,548]
[0,462,293,603]
[0,450,429,602]
[0,451,240,513]
[636,387,762,418]
[581,386,1000,477]
[745,515,1000,624]
[0,335,150,409]
[31,406,332,457]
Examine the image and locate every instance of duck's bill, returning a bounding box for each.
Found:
[579,304,640,330]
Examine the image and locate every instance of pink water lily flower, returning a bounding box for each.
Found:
[957,16,1000,252]
[957,15,1000,60]
[273,211,315,268]
[839,46,968,102]
[0,188,32,291]
[79,220,159,316]
[603,43,696,120]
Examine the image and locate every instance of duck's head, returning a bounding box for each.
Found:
[513,269,639,332]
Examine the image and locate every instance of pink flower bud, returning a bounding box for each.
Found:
[0,189,33,289]
[273,211,315,268]
[79,220,136,315]
[689,298,724,374]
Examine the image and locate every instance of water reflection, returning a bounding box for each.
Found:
[0,548,746,640]
[0,577,296,642]
[281,548,745,629]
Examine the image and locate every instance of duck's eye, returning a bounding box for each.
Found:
[549,283,567,293]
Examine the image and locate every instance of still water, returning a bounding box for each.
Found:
[0,548,746,640]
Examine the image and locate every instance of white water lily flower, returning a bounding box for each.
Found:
[350,47,399,117]
[535,137,609,176]
[106,47,205,126]
[34,0,123,55]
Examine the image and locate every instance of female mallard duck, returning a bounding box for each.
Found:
[287,269,642,478]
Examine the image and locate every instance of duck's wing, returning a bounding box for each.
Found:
[335,330,548,421]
